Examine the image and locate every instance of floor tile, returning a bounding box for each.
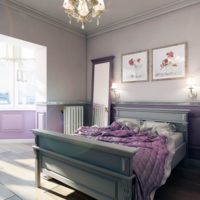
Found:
[0,184,14,200]
[6,195,22,200]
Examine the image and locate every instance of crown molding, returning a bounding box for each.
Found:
[0,0,86,38]
[1,0,199,39]
[87,0,200,39]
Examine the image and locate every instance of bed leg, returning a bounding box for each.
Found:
[35,150,41,188]
[118,179,133,200]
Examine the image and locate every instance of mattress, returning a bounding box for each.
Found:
[171,132,184,148]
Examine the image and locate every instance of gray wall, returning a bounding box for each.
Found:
[87,4,200,103]
[0,4,87,102]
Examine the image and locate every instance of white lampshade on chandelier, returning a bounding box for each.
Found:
[63,0,105,29]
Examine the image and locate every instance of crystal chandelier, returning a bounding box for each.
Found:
[63,0,105,29]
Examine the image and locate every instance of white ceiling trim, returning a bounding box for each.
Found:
[0,0,86,38]
[87,0,200,39]
[1,0,199,39]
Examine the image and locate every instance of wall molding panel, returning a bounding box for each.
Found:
[1,113,24,131]
[0,110,35,140]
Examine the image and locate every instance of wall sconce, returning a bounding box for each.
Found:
[111,83,120,102]
[187,78,197,100]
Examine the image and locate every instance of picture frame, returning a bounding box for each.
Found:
[121,50,148,83]
[152,43,186,81]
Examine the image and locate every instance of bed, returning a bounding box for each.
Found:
[33,107,189,200]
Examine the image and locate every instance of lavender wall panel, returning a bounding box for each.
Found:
[0,110,36,139]
[1,114,23,130]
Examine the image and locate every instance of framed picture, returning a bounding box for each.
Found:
[152,43,186,80]
[122,50,148,82]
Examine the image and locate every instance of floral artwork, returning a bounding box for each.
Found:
[122,50,148,82]
[160,51,177,68]
[152,43,186,80]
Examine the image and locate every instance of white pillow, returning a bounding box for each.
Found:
[141,120,176,136]
[153,127,172,137]
[117,118,141,130]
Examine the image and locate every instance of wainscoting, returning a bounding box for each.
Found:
[0,110,35,140]
[111,103,200,160]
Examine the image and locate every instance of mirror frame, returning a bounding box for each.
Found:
[91,56,115,126]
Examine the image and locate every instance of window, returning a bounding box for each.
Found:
[0,43,36,107]
[0,61,13,104]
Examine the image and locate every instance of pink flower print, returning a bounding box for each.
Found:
[161,58,169,69]
[166,51,174,58]
[137,58,141,63]
[160,51,178,69]
[129,58,135,66]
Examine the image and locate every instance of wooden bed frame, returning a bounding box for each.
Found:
[33,107,189,200]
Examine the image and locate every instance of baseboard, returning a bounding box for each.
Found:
[0,139,34,143]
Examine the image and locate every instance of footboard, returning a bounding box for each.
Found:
[33,129,138,200]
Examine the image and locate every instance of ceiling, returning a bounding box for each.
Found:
[6,0,198,36]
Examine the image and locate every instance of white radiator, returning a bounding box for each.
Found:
[93,104,107,127]
[64,106,83,134]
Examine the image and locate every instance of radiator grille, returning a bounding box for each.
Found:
[64,106,83,134]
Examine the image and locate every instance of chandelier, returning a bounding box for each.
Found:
[63,0,105,29]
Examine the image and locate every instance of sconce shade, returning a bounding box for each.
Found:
[111,83,120,102]
[187,77,197,101]
[111,83,118,90]
[187,78,196,88]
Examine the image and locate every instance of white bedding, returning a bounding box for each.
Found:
[161,132,185,185]
[151,132,185,199]
[171,132,184,148]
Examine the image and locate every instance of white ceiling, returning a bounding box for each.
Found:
[6,0,198,36]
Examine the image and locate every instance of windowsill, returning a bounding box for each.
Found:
[36,101,89,106]
[0,105,36,111]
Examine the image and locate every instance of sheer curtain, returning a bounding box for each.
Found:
[0,43,36,107]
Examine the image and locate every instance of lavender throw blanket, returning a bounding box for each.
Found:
[76,124,168,200]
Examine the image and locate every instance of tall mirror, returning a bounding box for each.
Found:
[91,56,114,127]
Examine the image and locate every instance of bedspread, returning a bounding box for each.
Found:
[76,126,169,200]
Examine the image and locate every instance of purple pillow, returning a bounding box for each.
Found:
[110,121,122,130]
